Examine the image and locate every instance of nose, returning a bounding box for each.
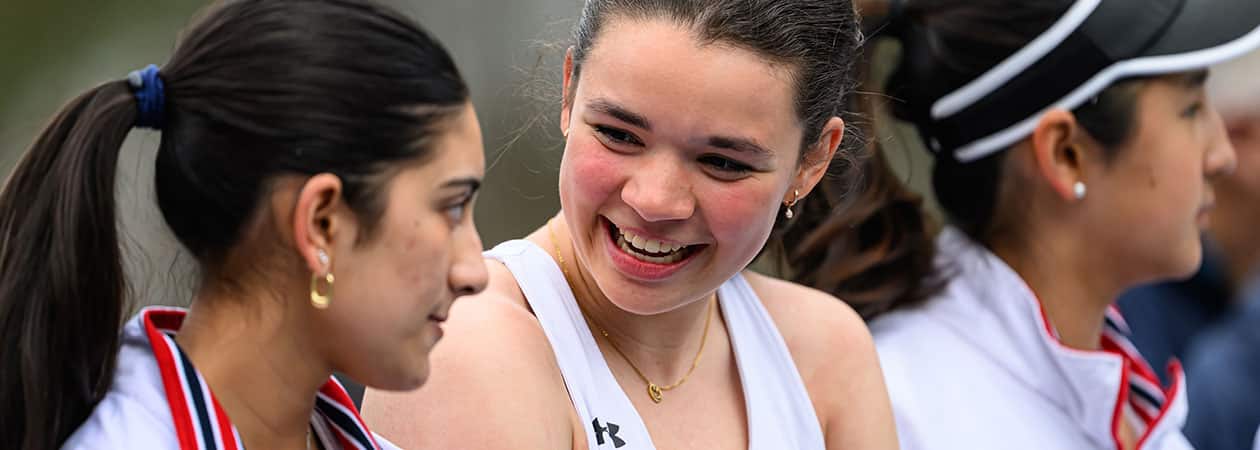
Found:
[620,152,696,222]
[1205,108,1238,180]
[449,223,488,297]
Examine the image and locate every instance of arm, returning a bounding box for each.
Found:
[744,272,900,450]
[815,312,899,450]
[361,284,578,449]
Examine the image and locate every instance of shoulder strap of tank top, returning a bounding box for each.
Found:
[719,274,826,450]
[484,240,655,449]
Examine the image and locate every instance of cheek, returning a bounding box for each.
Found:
[1162,149,1207,205]
[1125,133,1204,209]
[561,140,626,211]
[387,219,449,296]
[701,181,779,252]
[347,215,451,318]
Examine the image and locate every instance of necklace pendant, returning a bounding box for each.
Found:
[647,383,663,403]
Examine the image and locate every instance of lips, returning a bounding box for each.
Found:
[601,217,704,281]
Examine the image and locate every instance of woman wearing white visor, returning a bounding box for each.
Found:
[788,0,1260,449]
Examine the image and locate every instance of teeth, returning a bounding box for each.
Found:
[616,228,688,264]
[619,235,686,264]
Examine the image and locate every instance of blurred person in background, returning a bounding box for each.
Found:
[1117,48,1260,450]
[362,0,899,449]
[789,0,1260,448]
[1117,50,1260,379]
[0,0,487,448]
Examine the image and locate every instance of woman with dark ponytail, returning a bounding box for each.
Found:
[791,0,1260,448]
[0,1,488,448]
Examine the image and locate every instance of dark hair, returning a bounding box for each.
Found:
[788,0,1144,319]
[0,1,468,447]
[566,0,866,193]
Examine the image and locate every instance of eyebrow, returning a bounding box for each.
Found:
[441,177,482,193]
[587,98,774,157]
[707,135,774,157]
[1181,70,1210,88]
[587,98,653,131]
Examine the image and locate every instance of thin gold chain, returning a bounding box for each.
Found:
[547,218,714,403]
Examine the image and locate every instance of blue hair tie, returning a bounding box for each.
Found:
[127,64,166,130]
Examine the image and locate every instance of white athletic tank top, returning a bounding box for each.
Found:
[485,239,825,450]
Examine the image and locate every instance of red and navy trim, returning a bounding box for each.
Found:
[314,377,383,450]
[1099,306,1181,448]
[144,307,243,450]
[141,307,382,450]
[1033,300,1181,449]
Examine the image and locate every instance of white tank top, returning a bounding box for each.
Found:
[486,239,825,450]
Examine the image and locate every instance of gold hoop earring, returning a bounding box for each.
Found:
[784,189,800,220]
[311,271,334,309]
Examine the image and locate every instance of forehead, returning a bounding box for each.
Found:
[576,18,802,150]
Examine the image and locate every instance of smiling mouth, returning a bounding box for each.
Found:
[605,219,701,264]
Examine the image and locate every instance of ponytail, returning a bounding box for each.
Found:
[785,138,943,320]
[0,80,136,449]
[0,1,478,444]
[782,1,945,320]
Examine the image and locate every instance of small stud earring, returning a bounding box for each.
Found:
[1073,181,1087,200]
[317,249,329,266]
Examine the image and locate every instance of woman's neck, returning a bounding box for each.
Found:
[175,287,328,450]
[989,231,1119,351]
[536,216,720,382]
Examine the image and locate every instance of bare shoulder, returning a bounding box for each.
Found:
[740,270,898,449]
[741,270,871,368]
[362,259,577,450]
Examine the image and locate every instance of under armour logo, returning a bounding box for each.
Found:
[592,418,626,448]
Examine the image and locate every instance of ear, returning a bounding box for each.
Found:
[291,173,350,275]
[1029,109,1088,202]
[792,117,845,199]
[560,47,577,137]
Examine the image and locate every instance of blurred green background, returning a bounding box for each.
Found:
[0,0,934,309]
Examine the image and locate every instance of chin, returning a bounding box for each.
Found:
[595,276,692,315]
[1175,248,1204,279]
[606,294,683,316]
[354,359,431,392]
[380,368,430,392]
[1157,240,1204,282]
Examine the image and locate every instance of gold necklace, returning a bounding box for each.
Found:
[547,219,714,403]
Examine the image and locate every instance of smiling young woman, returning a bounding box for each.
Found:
[361,1,897,449]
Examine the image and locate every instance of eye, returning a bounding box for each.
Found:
[1182,102,1204,118]
[593,125,643,147]
[444,195,474,224]
[445,204,466,223]
[698,155,754,180]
